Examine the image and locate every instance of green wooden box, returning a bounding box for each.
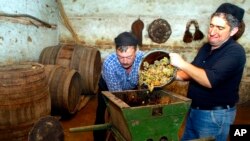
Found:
[102,89,191,141]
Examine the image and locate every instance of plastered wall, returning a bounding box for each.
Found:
[59,0,250,76]
[0,0,59,64]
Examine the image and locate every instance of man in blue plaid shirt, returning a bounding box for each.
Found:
[93,31,144,141]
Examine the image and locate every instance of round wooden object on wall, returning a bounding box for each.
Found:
[148,18,172,44]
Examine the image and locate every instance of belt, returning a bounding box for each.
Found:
[191,104,235,110]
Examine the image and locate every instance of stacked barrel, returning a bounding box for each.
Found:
[0,44,101,140]
[39,43,102,115]
[43,65,82,115]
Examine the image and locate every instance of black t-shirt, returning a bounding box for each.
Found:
[188,38,246,107]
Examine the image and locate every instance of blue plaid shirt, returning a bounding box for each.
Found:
[102,50,144,91]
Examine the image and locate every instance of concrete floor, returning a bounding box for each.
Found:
[61,95,96,141]
[60,94,250,141]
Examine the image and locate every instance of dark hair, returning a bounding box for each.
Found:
[114,32,138,52]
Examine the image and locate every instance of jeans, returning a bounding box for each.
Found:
[181,106,236,141]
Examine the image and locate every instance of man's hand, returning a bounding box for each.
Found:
[169,53,186,69]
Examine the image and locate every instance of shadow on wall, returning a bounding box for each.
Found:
[163,81,189,97]
[163,77,250,105]
[239,77,250,104]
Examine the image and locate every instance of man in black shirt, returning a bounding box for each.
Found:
[170,3,246,141]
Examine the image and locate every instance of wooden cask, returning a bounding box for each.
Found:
[0,62,51,141]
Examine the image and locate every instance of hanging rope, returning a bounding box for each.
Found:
[57,0,81,44]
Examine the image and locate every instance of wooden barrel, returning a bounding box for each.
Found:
[70,45,102,95]
[39,44,102,95]
[56,44,75,67]
[39,45,60,65]
[44,65,82,115]
[0,62,51,141]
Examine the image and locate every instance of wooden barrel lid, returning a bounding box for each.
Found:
[148,18,172,44]
[28,116,64,141]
